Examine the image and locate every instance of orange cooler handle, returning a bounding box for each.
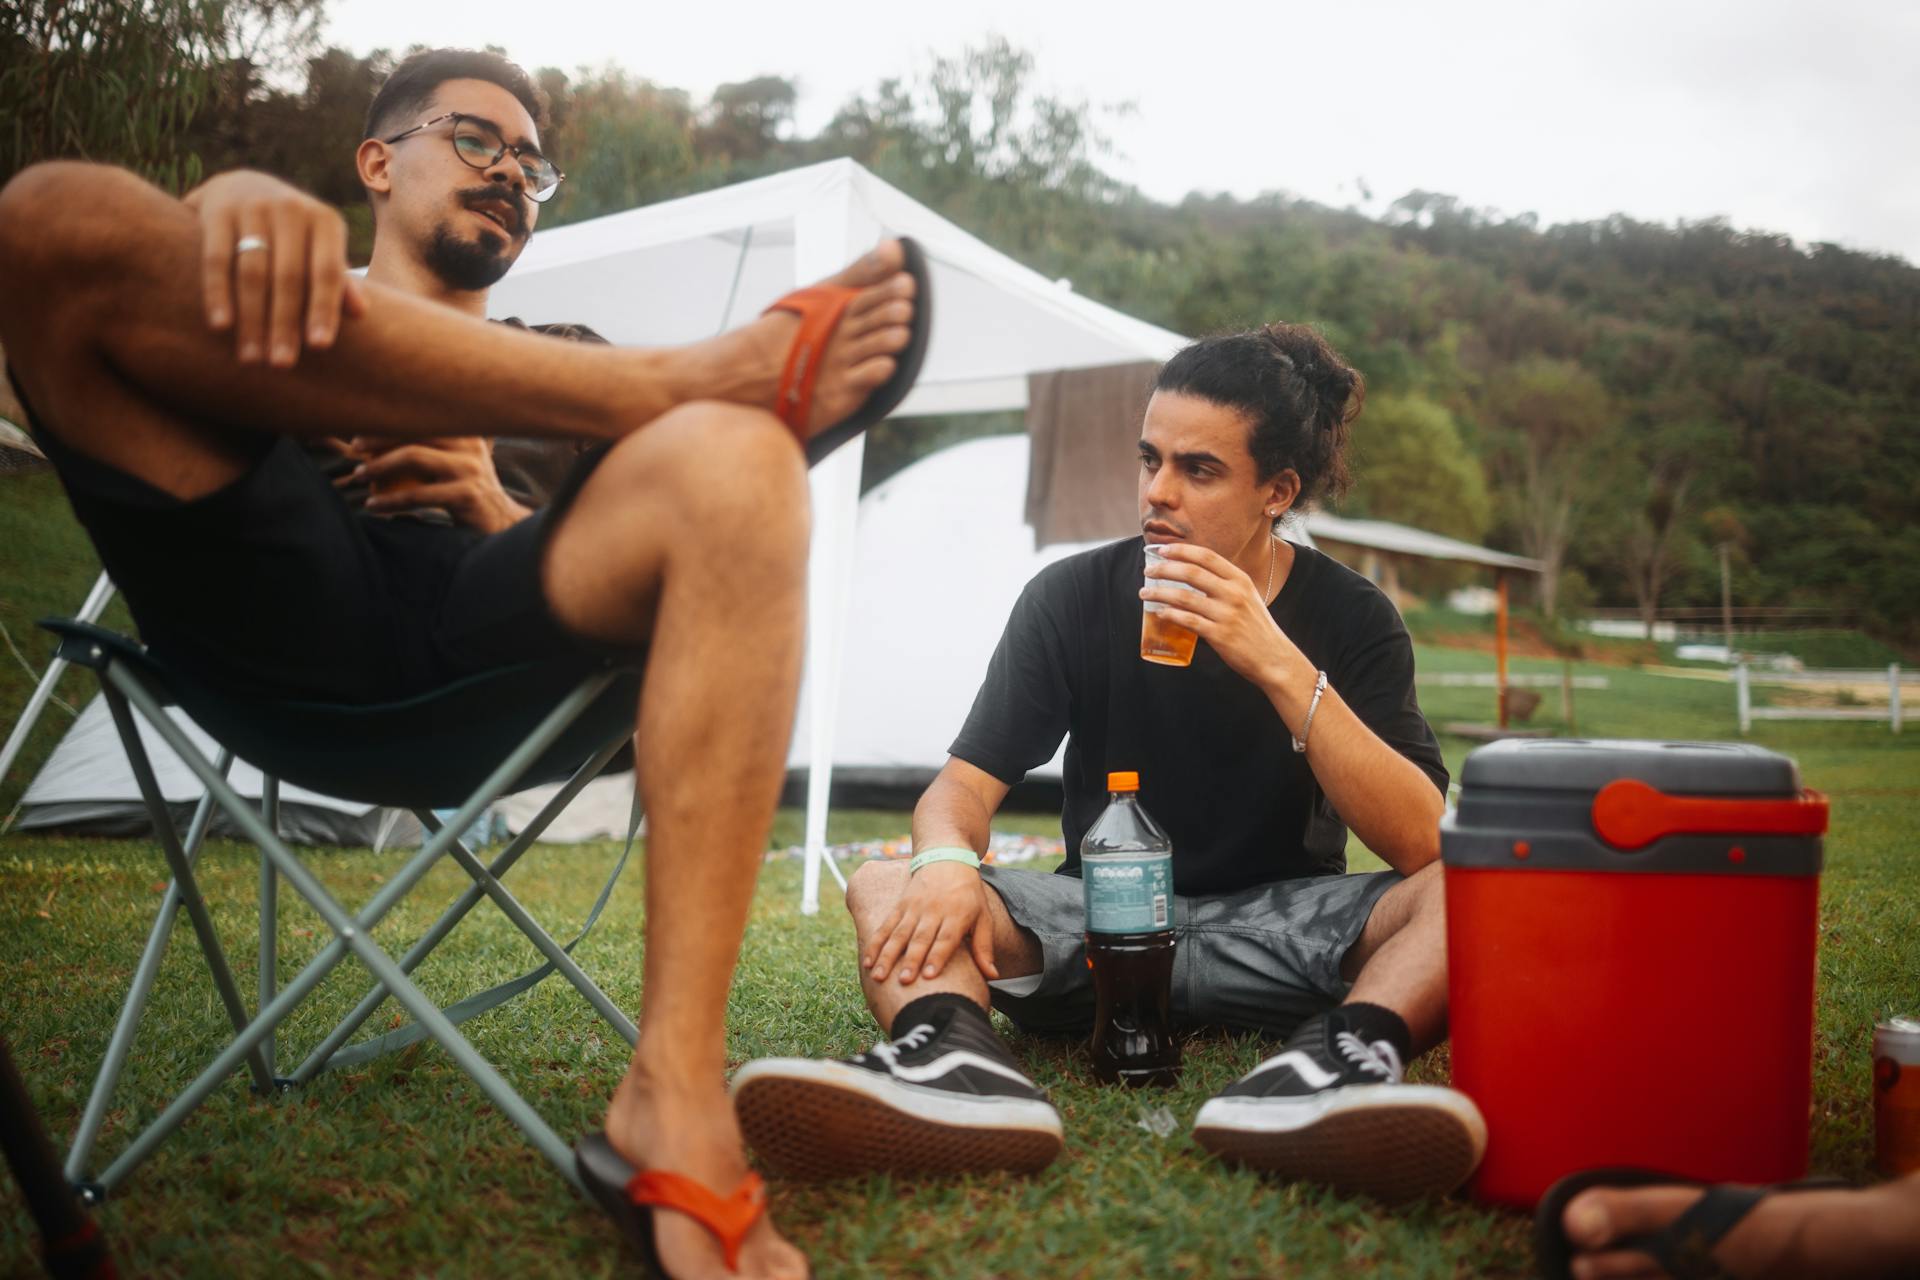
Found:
[1592,779,1829,850]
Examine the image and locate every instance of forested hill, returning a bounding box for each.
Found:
[7,23,1916,650]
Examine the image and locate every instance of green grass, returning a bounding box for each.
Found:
[4,469,1917,1276]
[4,691,1916,1277]
[0,469,134,821]
[1399,602,1908,672]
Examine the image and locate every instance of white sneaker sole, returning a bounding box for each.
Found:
[731,1057,1065,1181]
[1191,1084,1487,1204]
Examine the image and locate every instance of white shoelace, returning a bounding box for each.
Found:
[1334,1030,1400,1082]
[864,1022,936,1068]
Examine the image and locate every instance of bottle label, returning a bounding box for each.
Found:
[1082,852,1173,933]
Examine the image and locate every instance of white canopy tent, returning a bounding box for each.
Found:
[485,158,1188,912]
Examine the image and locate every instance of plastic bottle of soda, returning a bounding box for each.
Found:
[1082,771,1180,1087]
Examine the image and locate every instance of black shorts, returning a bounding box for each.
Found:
[21,383,614,704]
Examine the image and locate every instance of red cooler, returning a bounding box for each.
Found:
[1442,739,1828,1208]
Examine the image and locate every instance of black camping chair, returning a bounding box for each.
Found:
[34,618,642,1204]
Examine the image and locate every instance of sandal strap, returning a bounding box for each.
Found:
[624,1169,768,1272]
[763,285,859,437]
[1621,1184,1768,1280]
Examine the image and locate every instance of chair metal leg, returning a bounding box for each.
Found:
[291,733,631,1083]
[1,1037,119,1279]
[259,778,280,1083]
[426,814,639,1045]
[86,664,615,1192]
[64,750,233,1184]
[101,686,273,1098]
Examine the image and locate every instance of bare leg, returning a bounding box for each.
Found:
[1563,1173,1920,1280]
[0,161,915,499]
[1338,861,1448,1053]
[542,408,813,1279]
[843,861,1043,1032]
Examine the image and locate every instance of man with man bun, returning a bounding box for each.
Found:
[733,324,1480,1205]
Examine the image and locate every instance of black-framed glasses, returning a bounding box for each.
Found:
[384,112,565,203]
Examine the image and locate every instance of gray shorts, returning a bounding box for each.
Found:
[979,864,1399,1040]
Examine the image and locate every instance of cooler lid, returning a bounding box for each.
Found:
[1457,738,1801,797]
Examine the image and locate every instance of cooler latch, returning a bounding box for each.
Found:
[1591,779,1830,850]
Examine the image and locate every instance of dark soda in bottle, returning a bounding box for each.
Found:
[1082,770,1179,1087]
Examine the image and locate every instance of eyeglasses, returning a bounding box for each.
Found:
[383,112,565,203]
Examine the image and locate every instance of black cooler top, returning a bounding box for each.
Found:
[1442,739,1826,876]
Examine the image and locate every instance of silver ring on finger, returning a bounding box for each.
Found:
[234,235,270,255]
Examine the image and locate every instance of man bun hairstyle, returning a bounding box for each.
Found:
[1151,323,1364,508]
[364,48,548,141]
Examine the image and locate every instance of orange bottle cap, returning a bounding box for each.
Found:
[1107,771,1139,792]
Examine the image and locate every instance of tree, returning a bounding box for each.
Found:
[1344,393,1492,544]
[2,0,229,191]
[696,75,797,172]
[817,38,1125,264]
[537,66,701,228]
[1616,460,1692,634]
[1483,357,1614,618]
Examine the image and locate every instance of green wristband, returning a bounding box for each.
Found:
[908,846,983,875]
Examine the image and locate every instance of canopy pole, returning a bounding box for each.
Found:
[0,570,116,795]
[796,174,878,915]
[1495,573,1510,730]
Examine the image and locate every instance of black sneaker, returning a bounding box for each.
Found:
[1191,1015,1486,1204]
[731,1004,1064,1180]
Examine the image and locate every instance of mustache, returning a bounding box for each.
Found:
[458,186,526,236]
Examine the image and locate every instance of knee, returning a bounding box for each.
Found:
[1407,860,1446,915]
[0,163,146,277]
[0,163,164,333]
[611,402,810,541]
[845,858,910,932]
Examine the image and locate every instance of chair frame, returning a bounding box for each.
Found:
[48,624,641,1203]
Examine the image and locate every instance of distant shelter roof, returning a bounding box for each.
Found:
[1302,512,1544,574]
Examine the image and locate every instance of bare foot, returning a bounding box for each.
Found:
[1563,1179,1920,1280]
[601,1069,810,1280]
[701,240,917,443]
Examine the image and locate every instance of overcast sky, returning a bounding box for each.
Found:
[323,0,1920,265]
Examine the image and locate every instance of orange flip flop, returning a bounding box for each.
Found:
[762,237,931,466]
[576,1131,800,1277]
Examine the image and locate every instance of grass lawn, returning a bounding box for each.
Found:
[3,681,1915,1277]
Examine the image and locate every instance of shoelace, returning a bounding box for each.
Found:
[862,1022,936,1068]
[1334,1029,1397,1082]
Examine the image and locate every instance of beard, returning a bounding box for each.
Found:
[425,220,515,291]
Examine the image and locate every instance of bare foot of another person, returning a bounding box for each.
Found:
[1558,1173,1920,1280]
[591,1069,810,1280]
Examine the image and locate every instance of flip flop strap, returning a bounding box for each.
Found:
[1621,1184,1767,1280]
[624,1169,768,1272]
[764,285,859,436]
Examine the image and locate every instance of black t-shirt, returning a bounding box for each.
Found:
[950,537,1448,896]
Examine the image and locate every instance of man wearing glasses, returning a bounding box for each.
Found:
[330,60,592,533]
[0,47,925,1280]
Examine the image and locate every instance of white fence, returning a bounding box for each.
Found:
[1736,664,1906,734]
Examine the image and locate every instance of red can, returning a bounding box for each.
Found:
[1876,1018,1920,1178]
[1442,740,1827,1209]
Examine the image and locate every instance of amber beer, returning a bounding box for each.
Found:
[1875,1017,1920,1176]
[1140,543,1200,667]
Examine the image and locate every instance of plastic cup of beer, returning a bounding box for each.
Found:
[1140,543,1201,667]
